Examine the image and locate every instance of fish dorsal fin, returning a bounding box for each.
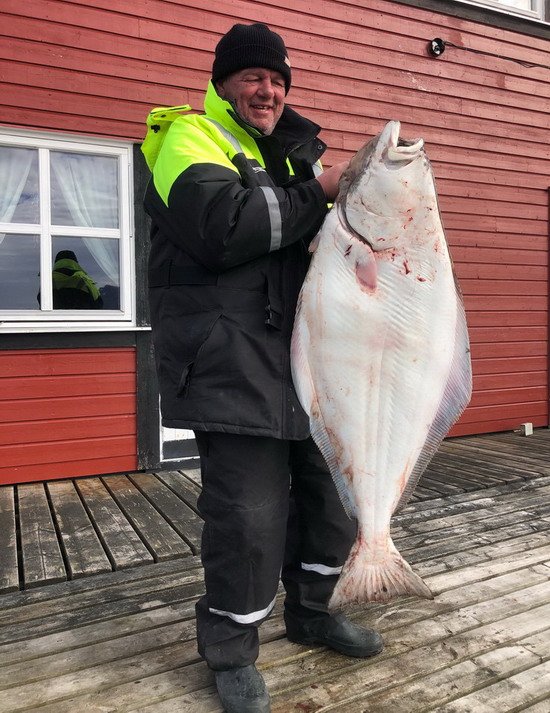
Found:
[393,289,472,513]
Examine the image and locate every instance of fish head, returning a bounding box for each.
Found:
[338,121,436,251]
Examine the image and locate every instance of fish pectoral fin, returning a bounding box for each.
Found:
[354,250,378,292]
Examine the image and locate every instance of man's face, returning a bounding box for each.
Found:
[216,67,286,135]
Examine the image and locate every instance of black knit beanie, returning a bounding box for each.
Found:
[55,250,78,262]
[212,23,292,94]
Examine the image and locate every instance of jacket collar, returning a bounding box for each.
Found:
[203,81,324,158]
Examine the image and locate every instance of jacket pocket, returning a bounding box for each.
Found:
[176,312,222,397]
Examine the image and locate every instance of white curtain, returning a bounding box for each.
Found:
[0,147,35,245]
[50,152,119,283]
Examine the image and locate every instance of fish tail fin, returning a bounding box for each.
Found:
[328,537,433,609]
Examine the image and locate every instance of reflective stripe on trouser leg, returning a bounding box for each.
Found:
[194,431,291,669]
[301,562,342,576]
[282,437,357,617]
[208,593,277,624]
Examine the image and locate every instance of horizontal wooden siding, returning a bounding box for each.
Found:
[0,348,138,485]
[0,0,549,434]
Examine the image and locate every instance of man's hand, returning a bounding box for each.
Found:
[316,161,349,202]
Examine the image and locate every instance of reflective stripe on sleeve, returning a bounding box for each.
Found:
[259,186,283,252]
[209,594,277,624]
[301,562,343,576]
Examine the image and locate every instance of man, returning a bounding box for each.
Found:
[142,23,383,713]
[49,250,103,309]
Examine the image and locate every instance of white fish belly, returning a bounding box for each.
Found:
[293,214,459,540]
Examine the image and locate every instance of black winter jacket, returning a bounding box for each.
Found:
[142,82,329,438]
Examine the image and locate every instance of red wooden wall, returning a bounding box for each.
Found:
[0,349,137,485]
[0,0,549,436]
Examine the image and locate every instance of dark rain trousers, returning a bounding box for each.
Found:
[194,431,357,670]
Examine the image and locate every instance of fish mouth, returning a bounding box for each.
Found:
[336,121,426,249]
[385,120,424,164]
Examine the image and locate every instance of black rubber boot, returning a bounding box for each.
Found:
[285,611,384,658]
[214,664,271,713]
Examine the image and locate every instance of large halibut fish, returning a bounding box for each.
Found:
[291,121,472,607]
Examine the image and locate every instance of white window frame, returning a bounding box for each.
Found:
[0,128,135,333]
[454,0,546,21]
[160,420,196,462]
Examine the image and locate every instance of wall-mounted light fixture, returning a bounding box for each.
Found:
[428,38,446,57]
[427,37,549,69]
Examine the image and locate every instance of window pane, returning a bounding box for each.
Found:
[0,147,39,224]
[50,152,119,228]
[472,0,538,12]
[52,237,120,310]
[497,0,534,10]
[0,234,41,309]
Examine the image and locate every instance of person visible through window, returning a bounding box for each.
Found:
[51,250,103,309]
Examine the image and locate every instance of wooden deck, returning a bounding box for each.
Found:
[0,466,204,593]
[1,432,549,594]
[0,430,549,711]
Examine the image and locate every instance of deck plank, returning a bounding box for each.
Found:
[0,596,196,667]
[439,444,544,479]
[155,469,201,511]
[418,475,466,495]
[426,456,514,484]
[401,518,550,570]
[75,477,154,570]
[521,702,550,712]
[129,472,202,555]
[400,485,550,534]
[0,556,201,617]
[421,467,483,491]
[325,639,545,712]
[101,475,192,562]
[410,484,443,499]
[180,466,202,488]
[432,456,530,484]
[47,480,112,579]
[0,487,19,593]
[434,660,550,712]
[0,566,203,645]
[17,483,66,589]
[394,474,550,522]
